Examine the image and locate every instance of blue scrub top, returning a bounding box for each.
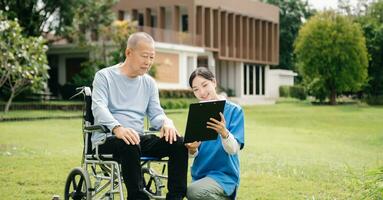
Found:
[191,100,245,195]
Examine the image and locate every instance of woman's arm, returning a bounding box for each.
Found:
[220,131,241,155]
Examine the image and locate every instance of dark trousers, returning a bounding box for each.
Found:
[97,134,188,200]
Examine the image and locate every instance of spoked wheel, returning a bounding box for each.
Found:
[142,167,163,197]
[65,167,91,200]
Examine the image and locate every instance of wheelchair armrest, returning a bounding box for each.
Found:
[84,125,109,133]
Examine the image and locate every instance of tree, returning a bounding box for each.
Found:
[0,0,79,38]
[294,11,368,105]
[67,0,118,64]
[263,0,314,70]
[67,2,136,89]
[357,0,383,101]
[103,20,137,64]
[0,12,49,113]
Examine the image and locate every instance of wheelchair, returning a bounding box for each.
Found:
[64,87,168,200]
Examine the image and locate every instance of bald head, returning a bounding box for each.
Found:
[127,32,155,49]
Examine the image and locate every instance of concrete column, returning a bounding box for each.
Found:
[236,62,244,97]
[144,8,151,27]
[264,65,270,97]
[58,56,66,85]
[158,7,165,29]
[173,6,180,32]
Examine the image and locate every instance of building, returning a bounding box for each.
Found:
[48,0,296,104]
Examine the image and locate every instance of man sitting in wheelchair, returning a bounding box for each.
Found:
[92,32,188,200]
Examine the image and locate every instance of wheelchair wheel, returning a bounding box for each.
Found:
[142,167,163,197]
[64,167,91,200]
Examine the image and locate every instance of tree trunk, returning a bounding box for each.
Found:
[4,91,15,113]
[330,89,337,105]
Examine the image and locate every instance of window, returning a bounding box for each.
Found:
[249,65,254,95]
[182,14,188,32]
[243,65,247,95]
[243,64,265,96]
[118,10,124,21]
[151,15,157,27]
[138,13,144,26]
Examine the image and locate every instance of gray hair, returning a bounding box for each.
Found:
[127,32,155,49]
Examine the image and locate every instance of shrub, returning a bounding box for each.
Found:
[365,95,383,105]
[279,85,307,100]
[290,85,307,100]
[279,86,290,97]
[159,89,194,98]
[160,98,197,109]
[71,60,105,88]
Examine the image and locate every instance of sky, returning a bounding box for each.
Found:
[307,0,358,10]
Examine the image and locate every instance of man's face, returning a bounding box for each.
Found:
[126,40,155,77]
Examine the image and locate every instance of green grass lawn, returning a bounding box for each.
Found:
[0,101,382,199]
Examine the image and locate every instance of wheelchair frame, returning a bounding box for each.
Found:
[64,87,168,200]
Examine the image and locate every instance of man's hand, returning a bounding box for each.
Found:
[185,141,201,155]
[113,126,140,145]
[160,121,180,144]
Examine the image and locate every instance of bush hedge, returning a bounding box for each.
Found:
[279,85,307,100]
[290,85,307,100]
[365,95,383,105]
[0,98,196,111]
[160,98,197,109]
[279,86,290,97]
[159,89,195,98]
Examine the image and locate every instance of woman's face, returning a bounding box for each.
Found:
[191,75,218,101]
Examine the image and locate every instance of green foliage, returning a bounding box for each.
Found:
[0,0,79,37]
[0,12,49,112]
[279,85,307,100]
[364,95,383,105]
[294,11,368,105]
[263,0,314,70]
[105,20,137,65]
[160,98,197,110]
[279,86,290,97]
[66,0,118,66]
[70,60,105,87]
[357,0,383,101]
[147,63,157,78]
[68,3,137,70]
[66,0,117,44]
[290,85,307,100]
[159,89,195,98]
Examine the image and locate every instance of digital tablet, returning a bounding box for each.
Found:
[183,100,226,143]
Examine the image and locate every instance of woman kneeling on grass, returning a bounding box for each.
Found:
[185,67,245,200]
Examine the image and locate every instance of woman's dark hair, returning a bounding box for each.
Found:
[189,67,215,87]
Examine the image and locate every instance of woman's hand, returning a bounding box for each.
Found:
[185,141,201,154]
[206,112,229,138]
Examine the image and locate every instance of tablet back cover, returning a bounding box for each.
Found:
[184,100,226,143]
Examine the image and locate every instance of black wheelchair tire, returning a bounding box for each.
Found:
[64,167,91,200]
[142,167,163,197]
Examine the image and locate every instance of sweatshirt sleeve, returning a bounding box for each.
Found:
[91,71,120,131]
[146,77,166,130]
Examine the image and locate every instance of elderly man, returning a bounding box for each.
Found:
[92,32,188,200]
